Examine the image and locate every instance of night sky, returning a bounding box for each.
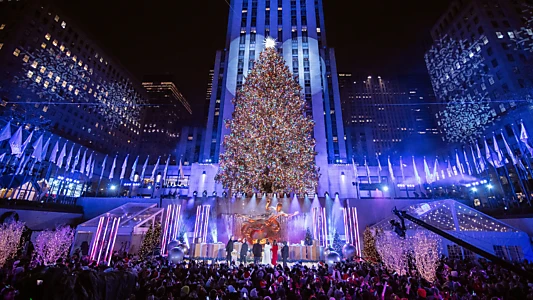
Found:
[54,0,450,116]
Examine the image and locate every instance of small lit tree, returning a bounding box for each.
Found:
[139,222,162,259]
[412,231,441,282]
[332,231,343,255]
[362,227,380,262]
[304,227,313,246]
[0,221,25,267]
[34,225,74,265]
[376,232,409,275]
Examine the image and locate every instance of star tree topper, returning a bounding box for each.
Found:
[264,37,277,49]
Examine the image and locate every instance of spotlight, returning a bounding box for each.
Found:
[202,171,206,175]
[341,172,345,176]
[324,192,329,197]
[110,185,116,191]
[486,184,493,190]
[193,191,198,197]
[471,187,477,192]
[382,186,389,192]
[222,191,228,197]
[335,192,339,197]
[202,190,208,197]
[213,191,217,196]
[148,186,152,190]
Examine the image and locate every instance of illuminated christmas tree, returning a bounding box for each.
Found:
[139,223,161,259]
[215,37,319,194]
[362,227,380,263]
[332,230,343,256]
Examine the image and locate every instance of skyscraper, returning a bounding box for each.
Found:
[201,0,347,193]
[141,75,192,157]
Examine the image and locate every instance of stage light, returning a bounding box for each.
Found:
[471,187,477,192]
[202,190,208,197]
[486,184,493,189]
[193,191,198,197]
[202,171,206,175]
[148,186,152,190]
[382,186,389,192]
[341,172,345,176]
[213,191,217,196]
[222,191,228,197]
[110,185,116,191]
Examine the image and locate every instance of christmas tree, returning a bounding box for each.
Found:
[304,227,313,246]
[215,37,319,194]
[139,223,162,259]
[362,227,380,263]
[332,231,343,255]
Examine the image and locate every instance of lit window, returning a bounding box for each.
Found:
[47,72,53,78]
[31,61,38,68]
[496,32,504,38]
[55,76,60,83]
[316,28,321,33]
[45,33,51,40]
[52,39,58,46]
[27,71,34,78]
[41,43,46,49]
[23,55,29,62]
[74,89,79,95]
[54,15,59,22]
[188,136,193,141]
[72,55,77,62]
[13,48,20,57]
[0,43,3,50]
[278,7,282,10]
[59,45,65,51]
[35,76,42,83]
[39,66,46,73]
[61,81,67,88]
[43,81,49,88]
[43,105,48,112]
[508,31,515,39]
[66,50,71,57]
[61,21,66,29]
[0,24,5,30]
[483,36,489,44]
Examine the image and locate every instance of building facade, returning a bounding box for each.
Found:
[141,75,192,157]
[201,0,347,194]
[0,0,146,154]
[425,0,533,143]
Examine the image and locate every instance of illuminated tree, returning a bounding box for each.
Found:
[0,221,25,267]
[332,230,342,256]
[304,227,313,246]
[216,38,318,194]
[139,222,162,259]
[412,231,441,282]
[362,227,380,263]
[376,233,409,275]
[34,225,74,265]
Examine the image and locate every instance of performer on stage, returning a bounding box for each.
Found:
[281,242,289,268]
[252,240,262,265]
[240,238,249,265]
[262,240,272,265]
[271,240,279,265]
[226,236,238,265]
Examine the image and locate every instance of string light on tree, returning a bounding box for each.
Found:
[412,230,441,282]
[215,36,319,194]
[34,225,74,265]
[0,221,25,268]
[376,232,409,275]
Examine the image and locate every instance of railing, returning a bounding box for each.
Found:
[0,197,83,214]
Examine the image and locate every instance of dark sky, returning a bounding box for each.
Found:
[54,0,450,115]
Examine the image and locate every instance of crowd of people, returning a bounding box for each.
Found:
[1,248,533,300]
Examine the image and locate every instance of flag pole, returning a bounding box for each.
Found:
[513,122,533,196]
[2,155,23,198]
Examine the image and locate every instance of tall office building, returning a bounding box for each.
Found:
[425,0,532,142]
[141,75,192,157]
[0,0,146,154]
[201,0,347,192]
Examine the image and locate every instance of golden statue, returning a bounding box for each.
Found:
[239,200,298,243]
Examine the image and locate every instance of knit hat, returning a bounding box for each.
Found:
[181,286,190,296]
[417,288,427,298]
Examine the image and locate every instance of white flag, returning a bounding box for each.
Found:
[433,157,440,181]
[100,155,108,179]
[41,137,51,161]
[140,155,149,181]
[476,142,486,171]
[387,156,395,182]
[57,142,67,168]
[400,156,405,182]
[9,126,23,155]
[502,132,517,165]
[463,149,472,175]
[120,154,129,180]
[178,159,184,179]
[470,145,479,174]
[0,153,5,163]
[162,155,171,184]
[16,155,26,175]
[376,154,382,183]
[493,135,505,165]
[455,151,464,175]
[364,156,371,183]
[424,157,433,184]
[79,149,87,174]
[50,139,60,163]
[86,152,93,176]
[71,147,81,173]
[130,155,139,181]
[352,157,358,181]
[447,158,453,177]
[0,121,11,142]
[17,130,33,158]
[151,156,161,182]
[520,123,533,156]
[65,144,75,171]
[31,134,44,162]
[109,155,117,180]
[90,160,95,178]
[412,156,421,185]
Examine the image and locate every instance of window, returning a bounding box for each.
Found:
[493,245,508,260]
[508,32,515,39]
[0,24,4,30]
[45,33,51,40]
[496,32,504,39]
[61,21,67,29]
[13,48,21,57]
[491,59,498,68]
[0,43,3,50]
[447,245,463,260]
[54,15,59,22]
[506,246,523,262]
